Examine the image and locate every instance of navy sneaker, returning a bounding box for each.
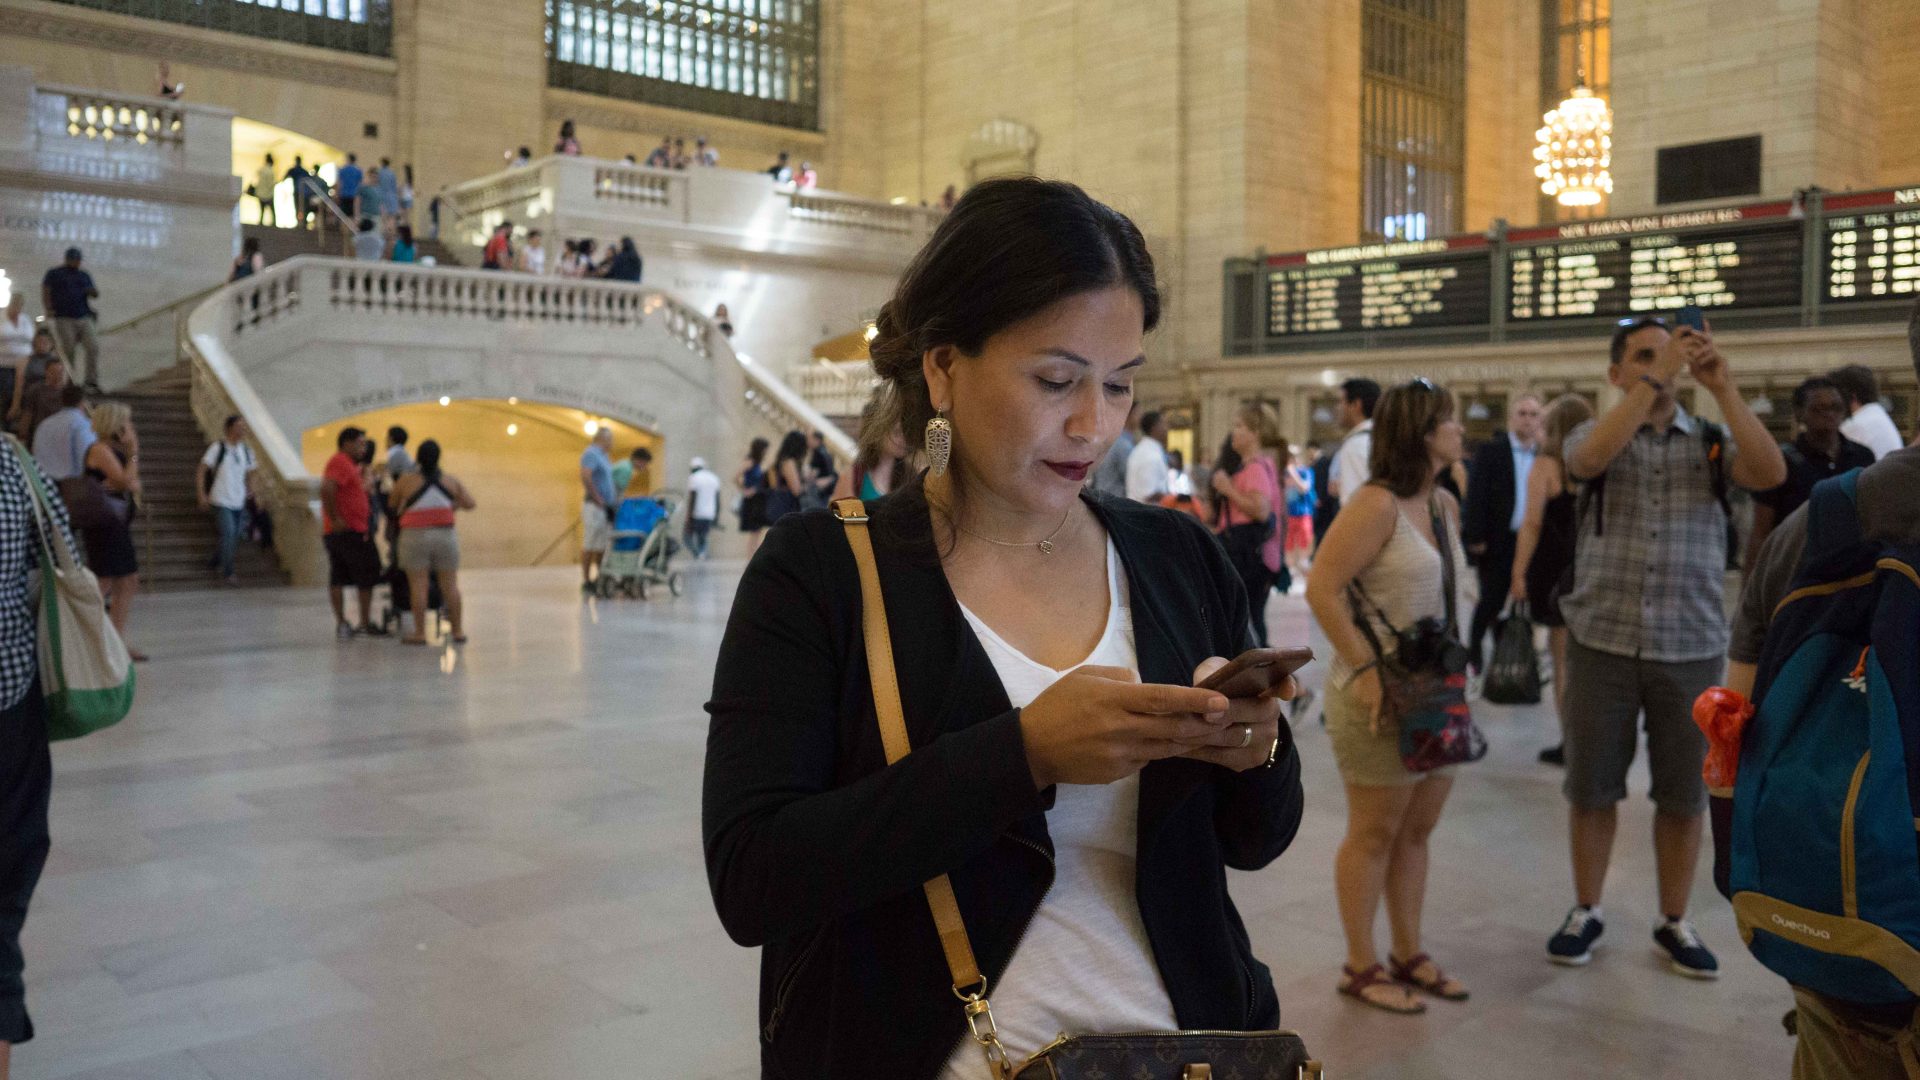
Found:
[1653,918,1720,980]
[1548,905,1604,966]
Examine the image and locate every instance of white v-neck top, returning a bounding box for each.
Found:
[939,538,1177,1076]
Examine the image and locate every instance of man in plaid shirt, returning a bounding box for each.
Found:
[1544,317,1786,980]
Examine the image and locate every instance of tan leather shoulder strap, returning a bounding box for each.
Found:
[832,497,986,995]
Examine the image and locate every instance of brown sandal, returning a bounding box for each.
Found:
[1390,952,1469,1001]
[1338,963,1426,1014]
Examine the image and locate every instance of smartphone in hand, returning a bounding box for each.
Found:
[1198,646,1313,699]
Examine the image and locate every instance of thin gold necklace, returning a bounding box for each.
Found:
[952,506,1075,555]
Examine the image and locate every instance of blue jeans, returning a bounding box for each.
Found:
[685,518,712,558]
[212,506,247,577]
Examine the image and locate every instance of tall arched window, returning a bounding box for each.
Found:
[1360,0,1466,242]
[546,0,820,131]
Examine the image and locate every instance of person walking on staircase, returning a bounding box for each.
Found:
[335,153,363,222]
[12,359,64,445]
[41,248,100,393]
[254,154,277,227]
[285,155,313,229]
[83,402,144,661]
[197,416,257,586]
[0,297,30,427]
[321,427,386,638]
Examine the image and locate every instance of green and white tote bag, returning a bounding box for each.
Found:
[9,437,134,739]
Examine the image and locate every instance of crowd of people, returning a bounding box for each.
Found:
[315,424,475,644]
[700,177,1920,1079]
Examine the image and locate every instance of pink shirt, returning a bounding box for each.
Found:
[1219,456,1284,573]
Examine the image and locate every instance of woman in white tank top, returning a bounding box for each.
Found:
[1305,379,1476,1016]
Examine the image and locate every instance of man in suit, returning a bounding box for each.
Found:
[1462,394,1545,671]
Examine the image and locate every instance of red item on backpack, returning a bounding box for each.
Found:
[1693,686,1755,793]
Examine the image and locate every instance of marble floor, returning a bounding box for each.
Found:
[13,565,1794,1080]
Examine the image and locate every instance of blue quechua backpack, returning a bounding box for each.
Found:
[1729,471,1920,1004]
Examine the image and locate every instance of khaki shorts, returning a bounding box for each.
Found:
[397,527,459,573]
[582,500,612,552]
[1325,675,1458,788]
[1561,637,1717,816]
[1791,986,1920,1080]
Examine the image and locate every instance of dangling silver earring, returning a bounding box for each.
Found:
[925,411,952,477]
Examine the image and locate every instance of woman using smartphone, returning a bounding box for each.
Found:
[704,178,1305,1079]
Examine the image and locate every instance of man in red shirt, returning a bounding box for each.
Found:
[482,221,513,270]
[321,427,387,638]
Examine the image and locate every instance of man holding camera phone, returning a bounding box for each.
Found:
[1545,312,1785,979]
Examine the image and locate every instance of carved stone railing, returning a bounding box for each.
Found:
[442,154,941,261]
[593,164,677,208]
[785,190,942,235]
[181,256,849,582]
[26,82,232,181]
[56,92,184,147]
[784,359,878,418]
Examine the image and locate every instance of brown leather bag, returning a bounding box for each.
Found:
[832,498,1324,1080]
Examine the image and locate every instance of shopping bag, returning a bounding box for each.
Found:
[1483,603,1542,705]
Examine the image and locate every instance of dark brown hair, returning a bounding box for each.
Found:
[860,177,1160,481]
[1368,379,1456,498]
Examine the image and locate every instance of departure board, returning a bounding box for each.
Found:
[1265,236,1492,336]
[1234,186,1920,355]
[1507,206,1804,322]
[1822,186,1920,304]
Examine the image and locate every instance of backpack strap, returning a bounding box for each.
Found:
[1700,421,1734,521]
[1799,470,1866,574]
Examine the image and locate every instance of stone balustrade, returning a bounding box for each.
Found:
[783,359,878,418]
[22,80,235,181]
[443,154,944,265]
[185,256,851,584]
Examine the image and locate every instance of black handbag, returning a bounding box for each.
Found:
[1484,603,1543,705]
[833,498,1323,1080]
[1345,496,1486,772]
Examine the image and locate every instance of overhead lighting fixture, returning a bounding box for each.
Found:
[507,423,519,435]
[438,396,451,406]
[862,323,879,342]
[1535,84,1613,208]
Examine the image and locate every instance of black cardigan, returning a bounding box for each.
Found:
[703,485,1306,1080]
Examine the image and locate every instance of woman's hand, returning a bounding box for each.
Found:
[1348,666,1386,735]
[1509,576,1528,604]
[1180,657,1294,771]
[1019,666,1232,789]
[1210,469,1235,496]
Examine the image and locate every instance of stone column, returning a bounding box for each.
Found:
[391,0,548,213]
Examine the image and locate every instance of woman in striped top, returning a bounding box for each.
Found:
[387,440,475,645]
